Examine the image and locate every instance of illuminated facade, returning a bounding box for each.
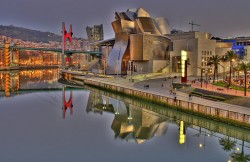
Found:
[181,50,188,83]
[106,8,171,74]
[167,31,233,76]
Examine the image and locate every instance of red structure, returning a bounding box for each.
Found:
[181,60,188,83]
[62,22,73,67]
[63,23,73,49]
[63,89,73,119]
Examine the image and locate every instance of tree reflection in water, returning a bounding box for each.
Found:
[219,136,236,152]
[230,138,250,162]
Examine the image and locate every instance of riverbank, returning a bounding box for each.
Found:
[0,65,59,71]
[62,71,250,129]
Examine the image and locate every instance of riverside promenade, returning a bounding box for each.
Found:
[62,70,250,127]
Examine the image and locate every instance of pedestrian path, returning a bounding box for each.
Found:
[81,76,250,115]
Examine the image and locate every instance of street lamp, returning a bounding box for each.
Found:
[219,64,225,81]
[196,66,203,88]
[201,68,204,88]
[116,60,120,77]
[103,60,106,75]
[129,60,132,82]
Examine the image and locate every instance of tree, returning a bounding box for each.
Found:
[207,55,222,83]
[224,50,238,86]
[234,65,241,79]
[238,61,250,96]
[231,140,250,162]
[219,136,236,152]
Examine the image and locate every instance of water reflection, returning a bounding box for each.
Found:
[62,86,73,118]
[87,92,169,144]
[230,140,250,162]
[85,86,250,161]
[0,69,61,97]
[0,71,250,161]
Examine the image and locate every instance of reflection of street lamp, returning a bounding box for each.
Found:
[127,108,132,120]
[199,131,207,150]
[115,101,120,115]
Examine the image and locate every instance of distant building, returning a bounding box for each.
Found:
[86,24,104,51]
[222,37,250,59]
[170,29,184,34]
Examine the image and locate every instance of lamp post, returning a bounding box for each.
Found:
[129,60,132,82]
[116,60,120,78]
[229,58,235,86]
[103,60,106,75]
[219,64,225,81]
[205,68,208,88]
[201,68,203,88]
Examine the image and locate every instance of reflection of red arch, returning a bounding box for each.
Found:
[66,56,72,64]
[63,90,73,119]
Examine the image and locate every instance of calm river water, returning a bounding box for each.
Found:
[0,69,249,162]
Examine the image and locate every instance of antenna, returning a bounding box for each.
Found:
[189,21,200,32]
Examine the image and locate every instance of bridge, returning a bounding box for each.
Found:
[0,45,102,55]
[0,43,102,69]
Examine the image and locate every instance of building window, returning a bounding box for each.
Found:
[172,56,181,73]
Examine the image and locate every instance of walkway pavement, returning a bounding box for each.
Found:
[78,75,250,115]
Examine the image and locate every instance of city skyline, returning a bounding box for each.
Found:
[1,0,250,39]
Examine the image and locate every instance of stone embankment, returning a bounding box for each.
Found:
[62,71,250,129]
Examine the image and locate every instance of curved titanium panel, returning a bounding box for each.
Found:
[155,17,171,35]
[130,34,171,61]
[135,17,161,35]
[136,8,151,17]
[107,32,129,74]
[107,8,171,74]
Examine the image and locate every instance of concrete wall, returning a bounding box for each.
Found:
[132,61,149,74]
[73,75,250,127]
[152,60,167,72]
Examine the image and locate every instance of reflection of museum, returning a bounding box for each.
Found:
[87,92,169,144]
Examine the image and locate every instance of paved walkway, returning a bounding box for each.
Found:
[78,75,250,115]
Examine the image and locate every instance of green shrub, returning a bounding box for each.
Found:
[204,95,225,101]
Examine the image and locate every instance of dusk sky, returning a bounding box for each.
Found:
[1,0,250,39]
